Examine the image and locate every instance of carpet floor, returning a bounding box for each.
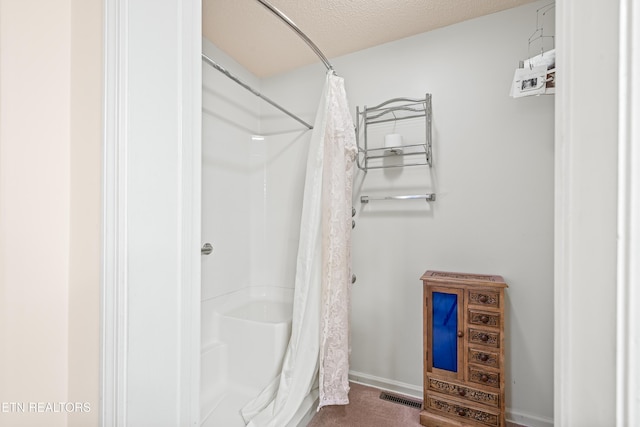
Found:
[307,383,423,427]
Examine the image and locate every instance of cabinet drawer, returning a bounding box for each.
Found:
[468,309,500,328]
[468,366,501,389]
[468,290,500,308]
[428,377,500,408]
[426,395,500,427]
[468,348,500,368]
[468,328,500,348]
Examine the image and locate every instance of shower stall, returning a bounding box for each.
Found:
[199,3,337,425]
[200,43,305,426]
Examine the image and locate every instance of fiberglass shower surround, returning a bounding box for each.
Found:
[201,1,357,426]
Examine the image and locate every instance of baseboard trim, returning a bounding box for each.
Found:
[348,371,553,427]
[348,370,423,399]
[506,409,554,427]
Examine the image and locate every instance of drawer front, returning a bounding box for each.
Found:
[468,290,500,308]
[468,366,501,389]
[468,328,500,348]
[469,309,500,328]
[428,377,500,408]
[468,348,500,368]
[426,395,499,427]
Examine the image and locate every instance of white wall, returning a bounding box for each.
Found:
[260,1,555,424]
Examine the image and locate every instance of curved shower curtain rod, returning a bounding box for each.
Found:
[255,0,335,73]
[201,0,336,130]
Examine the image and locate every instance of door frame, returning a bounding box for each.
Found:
[555,0,639,425]
[101,0,202,425]
[615,0,640,424]
[99,0,639,425]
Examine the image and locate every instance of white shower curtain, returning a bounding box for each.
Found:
[241,71,356,426]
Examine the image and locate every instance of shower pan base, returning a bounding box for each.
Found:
[201,286,316,426]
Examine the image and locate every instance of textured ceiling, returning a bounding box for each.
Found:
[203,0,538,77]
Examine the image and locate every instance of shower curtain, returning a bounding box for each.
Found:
[241,71,357,426]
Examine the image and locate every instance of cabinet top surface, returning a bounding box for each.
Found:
[421,270,507,288]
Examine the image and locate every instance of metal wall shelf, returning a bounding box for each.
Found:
[355,94,432,172]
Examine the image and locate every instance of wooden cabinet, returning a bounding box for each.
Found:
[420,270,507,427]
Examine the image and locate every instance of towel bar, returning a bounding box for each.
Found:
[360,194,436,203]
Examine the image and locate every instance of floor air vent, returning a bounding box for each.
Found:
[379,391,423,409]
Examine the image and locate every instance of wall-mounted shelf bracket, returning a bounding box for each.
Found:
[355,94,432,172]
